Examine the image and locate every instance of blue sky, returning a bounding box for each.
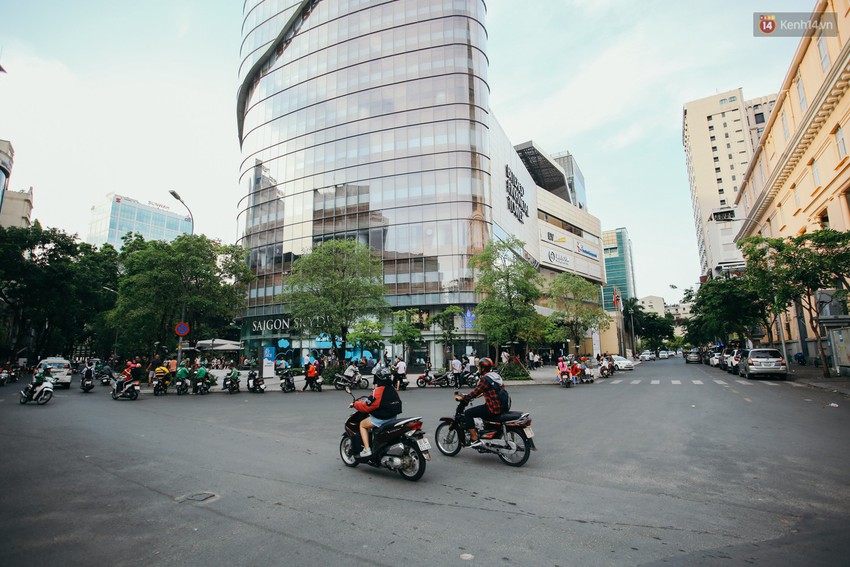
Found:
[0,0,807,304]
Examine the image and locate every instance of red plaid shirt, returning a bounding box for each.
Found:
[462,375,502,414]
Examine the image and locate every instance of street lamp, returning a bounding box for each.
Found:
[169,190,194,236]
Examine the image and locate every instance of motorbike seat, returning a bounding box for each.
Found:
[487,411,524,423]
[374,416,421,434]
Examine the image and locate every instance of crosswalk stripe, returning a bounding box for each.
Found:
[714,379,727,385]
[692,380,703,384]
[763,381,779,386]
[610,379,622,384]
[790,382,806,387]
[736,380,753,386]
[651,380,660,384]
[672,380,681,384]
[630,380,641,384]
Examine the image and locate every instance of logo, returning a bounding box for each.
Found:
[547,249,571,267]
[758,14,776,34]
[576,242,598,259]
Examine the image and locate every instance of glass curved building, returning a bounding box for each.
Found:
[237,0,605,365]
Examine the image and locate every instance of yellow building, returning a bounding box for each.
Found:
[734,1,850,370]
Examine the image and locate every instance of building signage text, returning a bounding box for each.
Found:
[147,201,171,211]
[251,315,331,333]
[576,242,598,259]
[546,248,571,268]
[505,165,529,223]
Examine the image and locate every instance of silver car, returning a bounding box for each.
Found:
[738,348,788,380]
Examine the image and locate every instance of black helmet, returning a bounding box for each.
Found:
[373,367,392,386]
[478,357,494,374]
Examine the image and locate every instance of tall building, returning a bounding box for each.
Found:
[86,193,193,249]
[734,2,850,368]
[601,228,636,311]
[638,295,665,317]
[552,151,588,211]
[0,186,33,228]
[682,89,777,279]
[0,140,13,214]
[236,0,606,363]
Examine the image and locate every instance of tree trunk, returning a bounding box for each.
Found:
[801,294,831,378]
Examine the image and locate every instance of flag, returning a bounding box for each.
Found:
[0,63,6,73]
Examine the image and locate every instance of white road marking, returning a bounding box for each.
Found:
[763,381,779,386]
[736,380,753,386]
[714,379,727,385]
[630,380,641,384]
[651,380,660,385]
[672,380,681,384]
[790,382,806,387]
[610,380,622,384]
[692,380,703,384]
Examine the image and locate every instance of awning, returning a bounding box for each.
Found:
[195,339,241,350]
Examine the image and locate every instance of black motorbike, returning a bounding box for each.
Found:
[339,387,430,481]
[174,375,190,395]
[153,376,168,395]
[435,395,535,467]
[334,368,369,390]
[111,378,140,401]
[416,368,453,388]
[193,375,212,395]
[98,371,112,386]
[279,369,296,393]
[246,370,265,393]
[222,374,240,394]
[9,367,19,383]
[0,369,8,387]
[458,369,480,388]
[303,373,322,392]
[80,372,95,393]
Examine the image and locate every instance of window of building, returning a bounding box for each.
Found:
[718,188,725,195]
[712,146,718,152]
[725,132,730,138]
[729,95,737,102]
[720,199,727,205]
[793,184,800,207]
[715,167,721,173]
[836,125,847,158]
[782,112,789,140]
[756,128,763,135]
[722,112,726,117]
[710,135,716,141]
[728,154,733,159]
[730,164,735,170]
[709,125,715,131]
[732,175,737,181]
[812,158,821,187]
[726,143,731,148]
[754,112,765,124]
[714,157,720,163]
[719,99,727,104]
[797,75,807,112]
[707,115,713,121]
[723,122,728,127]
[716,177,723,183]
[818,35,831,71]
[819,210,830,229]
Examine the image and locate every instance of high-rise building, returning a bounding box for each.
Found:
[601,228,636,311]
[682,89,777,279]
[552,151,588,211]
[0,140,13,215]
[86,193,193,249]
[236,0,606,363]
[0,186,33,228]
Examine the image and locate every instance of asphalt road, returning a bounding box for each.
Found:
[1,359,848,567]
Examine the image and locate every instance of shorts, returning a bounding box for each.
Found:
[370,415,394,427]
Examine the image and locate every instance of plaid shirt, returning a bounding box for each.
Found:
[463,374,502,414]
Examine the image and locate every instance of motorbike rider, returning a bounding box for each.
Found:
[302,360,319,391]
[224,363,240,389]
[26,366,51,398]
[175,360,190,388]
[193,363,209,393]
[454,357,505,448]
[556,356,568,383]
[115,361,136,394]
[392,356,406,391]
[81,360,95,384]
[351,367,402,458]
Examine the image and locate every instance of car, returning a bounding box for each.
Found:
[719,347,736,370]
[37,357,73,388]
[639,351,655,361]
[726,349,745,374]
[611,355,634,370]
[709,351,723,366]
[658,351,669,359]
[685,349,702,364]
[738,348,788,379]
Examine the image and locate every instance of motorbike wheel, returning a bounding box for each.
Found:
[316,384,322,392]
[359,378,369,389]
[339,436,359,468]
[397,440,426,481]
[130,390,139,401]
[468,376,480,388]
[19,394,27,404]
[334,381,344,391]
[497,429,531,467]
[111,390,119,400]
[153,388,161,396]
[435,423,462,456]
[416,378,427,388]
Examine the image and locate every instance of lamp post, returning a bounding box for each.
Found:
[168,190,193,364]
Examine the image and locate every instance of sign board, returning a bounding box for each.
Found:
[262,346,275,379]
[174,322,190,336]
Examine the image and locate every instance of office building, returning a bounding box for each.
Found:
[601,228,636,311]
[638,295,665,317]
[734,2,850,370]
[0,186,33,228]
[86,193,193,249]
[552,151,588,211]
[682,89,777,279]
[236,0,606,364]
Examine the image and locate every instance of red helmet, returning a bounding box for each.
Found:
[478,357,494,374]
[126,361,133,367]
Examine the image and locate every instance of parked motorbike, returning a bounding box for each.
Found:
[153,376,168,395]
[416,368,454,388]
[279,369,296,393]
[339,387,430,481]
[598,359,614,378]
[20,379,55,405]
[434,395,535,467]
[9,367,19,383]
[222,374,240,394]
[458,369,480,388]
[111,378,140,401]
[174,375,190,395]
[246,370,266,393]
[0,369,8,386]
[80,372,95,393]
[194,376,212,395]
[334,367,369,390]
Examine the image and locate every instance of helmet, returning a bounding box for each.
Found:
[558,357,564,362]
[179,361,186,367]
[478,357,494,374]
[126,361,133,367]
[373,367,392,386]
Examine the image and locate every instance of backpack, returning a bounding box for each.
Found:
[484,375,511,412]
[83,367,93,380]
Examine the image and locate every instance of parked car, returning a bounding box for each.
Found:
[639,351,655,361]
[685,349,702,364]
[726,349,745,374]
[658,351,669,359]
[739,348,788,380]
[37,357,73,388]
[611,355,634,371]
[719,348,736,370]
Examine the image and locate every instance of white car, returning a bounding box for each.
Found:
[658,351,669,359]
[37,357,73,388]
[639,351,655,361]
[611,355,634,370]
[709,352,723,366]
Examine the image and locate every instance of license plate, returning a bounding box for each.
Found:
[524,427,534,438]
[417,437,431,451]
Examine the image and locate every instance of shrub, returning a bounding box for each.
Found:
[497,362,530,380]
[321,364,341,385]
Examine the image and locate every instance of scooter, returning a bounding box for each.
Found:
[98,371,112,387]
[0,369,8,386]
[416,368,454,388]
[339,387,430,481]
[246,370,265,393]
[9,367,19,383]
[193,375,212,395]
[80,372,95,393]
[334,367,369,390]
[153,376,169,396]
[20,379,55,405]
[458,369,480,388]
[111,378,140,401]
[279,369,296,393]
[222,374,240,394]
[174,375,190,395]
[434,395,536,467]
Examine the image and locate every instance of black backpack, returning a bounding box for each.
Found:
[83,367,94,379]
[484,375,511,412]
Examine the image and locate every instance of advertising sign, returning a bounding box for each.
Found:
[262,346,275,379]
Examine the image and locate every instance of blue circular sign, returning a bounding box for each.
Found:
[174,322,190,336]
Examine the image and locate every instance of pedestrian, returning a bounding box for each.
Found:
[451,354,463,388]
[501,350,509,364]
[393,356,406,390]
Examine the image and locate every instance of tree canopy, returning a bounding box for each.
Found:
[547,272,610,355]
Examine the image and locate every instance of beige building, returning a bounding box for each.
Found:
[683,89,777,279]
[0,186,33,228]
[639,295,665,317]
[733,1,850,370]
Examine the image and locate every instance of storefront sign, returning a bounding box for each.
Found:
[545,248,571,268]
[505,165,529,223]
[250,315,331,333]
[576,242,598,259]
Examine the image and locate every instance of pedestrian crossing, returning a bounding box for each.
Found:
[597,377,793,387]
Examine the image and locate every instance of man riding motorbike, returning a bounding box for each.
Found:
[193,363,209,394]
[351,367,402,458]
[25,366,51,398]
[454,357,505,448]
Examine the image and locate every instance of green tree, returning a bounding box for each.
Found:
[430,305,462,365]
[278,239,389,360]
[685,276,761,347]
[640,313,675,350]
[547,272,610,357]
[469,236,542,355]
[347,318,385,361]
[622,297,646,354]
[390,308,424,362]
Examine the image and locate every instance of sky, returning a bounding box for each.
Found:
[0,0,808,305]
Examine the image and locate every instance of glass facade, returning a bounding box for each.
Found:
[86,194,193,249]
[601,228,636,311]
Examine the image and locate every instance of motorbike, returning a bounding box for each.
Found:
[98,371,112,386]
[80,372,95,393]
[111,378,140,401]
[246,370,266,393]
[0,369,8,386]
[303,373,322,392]
[556,370,573,388]
[222,374,241,394]
[279,369,296,393]
[194,375,212,395]
[153,376,169,396]
[434,395,535,467]
[334,368,370,390]
[416,368,454,388]
[174,375,190,395]
[9,367,19,383]
[339,387,430,481]
[458,369,480,388]
[20,379,55,405]
[598,359,614,378]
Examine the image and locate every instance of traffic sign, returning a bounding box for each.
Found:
[175,322,190,336]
